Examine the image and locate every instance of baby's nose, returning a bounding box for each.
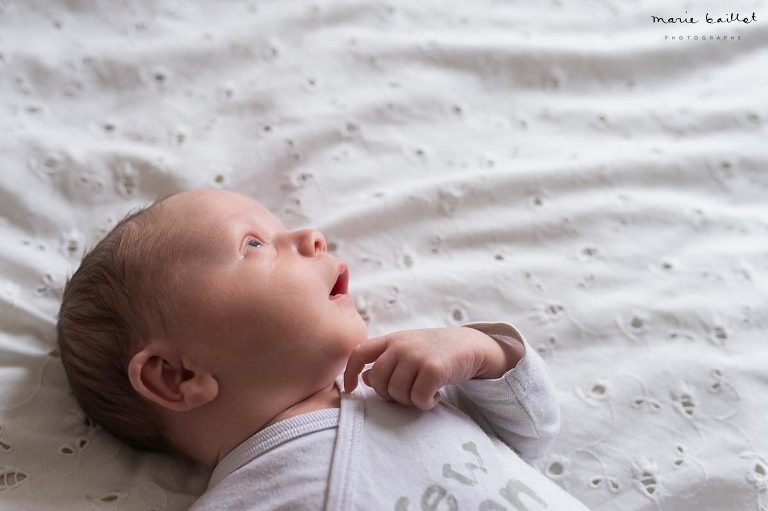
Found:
[299,229,326,255]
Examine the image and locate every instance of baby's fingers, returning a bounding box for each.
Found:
[411,367,443,410]
[363,349,398,402]
[344,337,388,393]
[361,369,393,403]
[385,360,420,406]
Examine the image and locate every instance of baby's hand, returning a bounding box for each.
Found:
[343,326,517,410]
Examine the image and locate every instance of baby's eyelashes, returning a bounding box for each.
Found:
[246,239,264,250]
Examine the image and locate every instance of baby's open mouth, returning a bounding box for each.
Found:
[330,263,349,299]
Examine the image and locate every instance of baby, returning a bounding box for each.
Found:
[57,188,590,510]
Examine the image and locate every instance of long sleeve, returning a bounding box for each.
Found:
[438,321,561,463]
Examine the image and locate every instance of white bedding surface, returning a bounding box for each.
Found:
[1,1,767,509]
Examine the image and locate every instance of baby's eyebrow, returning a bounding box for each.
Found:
[225,217,278,253]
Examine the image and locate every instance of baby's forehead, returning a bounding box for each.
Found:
[158,191,286,255]
[166,190,279,227]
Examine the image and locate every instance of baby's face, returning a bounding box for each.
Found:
[162,189,368,394]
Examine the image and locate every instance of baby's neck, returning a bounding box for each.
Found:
[213,381,341,467]
[262,382,341,429]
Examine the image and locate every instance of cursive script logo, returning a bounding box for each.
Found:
[652,11,757,24]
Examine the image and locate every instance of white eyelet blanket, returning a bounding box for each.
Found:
[1,0,767,509]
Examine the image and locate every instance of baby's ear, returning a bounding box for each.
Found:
[128,344,219,413]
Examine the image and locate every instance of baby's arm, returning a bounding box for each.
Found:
[439,321,561,463]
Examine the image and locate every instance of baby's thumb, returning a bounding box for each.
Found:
[362,369,371,387]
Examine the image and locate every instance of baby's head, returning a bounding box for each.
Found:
[57,188,368,463]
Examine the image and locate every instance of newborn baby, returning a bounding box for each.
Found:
[56,188,590,510]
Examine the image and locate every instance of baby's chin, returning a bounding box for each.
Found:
[335,321,368,360]
[350,317,369,345]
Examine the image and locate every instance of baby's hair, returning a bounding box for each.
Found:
[57,192,185,455]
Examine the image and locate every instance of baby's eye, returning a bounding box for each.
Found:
[246,239,264,250]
